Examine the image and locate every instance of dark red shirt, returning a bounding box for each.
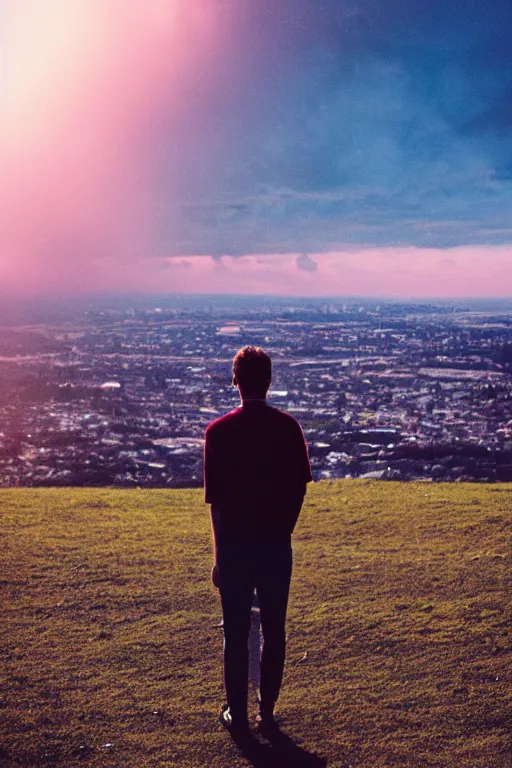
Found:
[204,400,312,542]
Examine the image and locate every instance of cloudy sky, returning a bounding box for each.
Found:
[1,0,512,297]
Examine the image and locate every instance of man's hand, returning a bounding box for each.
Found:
[211,563,220,589]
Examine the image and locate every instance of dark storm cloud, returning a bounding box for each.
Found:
[153,0,512,256]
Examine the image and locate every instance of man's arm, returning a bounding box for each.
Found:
[297,423,313,485]
[204,429,215,504]
[210,505,221,588]
[205,430,221,588]
[285,421,312,535]
[287,484,307,535]
[210,504,220,564]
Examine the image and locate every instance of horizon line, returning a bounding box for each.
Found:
[1,291,512,304]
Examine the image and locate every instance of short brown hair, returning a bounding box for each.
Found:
[232,346,271,394]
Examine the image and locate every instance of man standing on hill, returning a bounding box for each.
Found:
[204,345,312,733]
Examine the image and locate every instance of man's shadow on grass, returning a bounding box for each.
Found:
[229,725,327,768]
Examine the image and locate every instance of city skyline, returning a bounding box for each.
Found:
[1,295,511,487]
[2,0,512,297]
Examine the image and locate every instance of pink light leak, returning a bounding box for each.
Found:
[0,0,217,295]
[1,2,510,299]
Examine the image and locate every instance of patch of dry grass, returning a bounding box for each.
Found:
[0,481,510,767]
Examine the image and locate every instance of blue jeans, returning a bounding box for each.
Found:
[217,539,293,721]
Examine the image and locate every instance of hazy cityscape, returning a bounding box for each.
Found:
[0,294,511,488]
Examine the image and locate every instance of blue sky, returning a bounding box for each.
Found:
[154,0,512,255]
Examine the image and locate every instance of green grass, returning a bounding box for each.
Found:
[1,481,511,768]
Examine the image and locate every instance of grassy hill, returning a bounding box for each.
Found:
[1,481,510,768]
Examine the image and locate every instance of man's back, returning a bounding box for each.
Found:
[204,400,311,542]
[205,346,312,731]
